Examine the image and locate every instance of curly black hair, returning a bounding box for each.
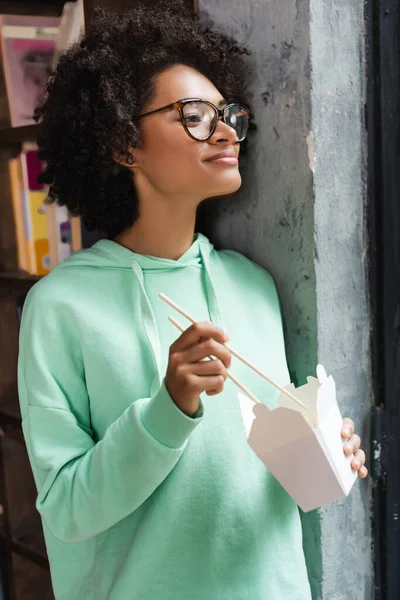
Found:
[35,1,254,239]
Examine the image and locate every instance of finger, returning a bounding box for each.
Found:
[358,466,368,479]
[341,418,355,439]
[185,338,232,369]
[191,358,228,379]
[181,373,226,395]
[351,449,366,471]
[170,321,229,353]
[343,434,361,455]
[206,388,223,396]
[200,375,226,394]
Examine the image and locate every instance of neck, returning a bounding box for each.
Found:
[114,192,199,260]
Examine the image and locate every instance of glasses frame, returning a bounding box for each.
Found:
[138,98,250,142]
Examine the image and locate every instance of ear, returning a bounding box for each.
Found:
[113,147,139,170]
[123,155,138,170]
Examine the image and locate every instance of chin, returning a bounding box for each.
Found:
[222,177,242,195]
[211,173,242,197]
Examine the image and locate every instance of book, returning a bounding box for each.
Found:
[0,14,60,127]
[46,201,72,268]
[9,145,78,273]
[70,215,82,253]
[8,156,28,272]
[53,0,85,68]
[20,144,51,275]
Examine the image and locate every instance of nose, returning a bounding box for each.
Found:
[208,116,238,145]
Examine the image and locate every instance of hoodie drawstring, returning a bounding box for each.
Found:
[130,239,225,396]
[131,260,163,397]
[199,242,225,332]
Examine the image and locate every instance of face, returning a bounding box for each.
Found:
[131,64,243,207]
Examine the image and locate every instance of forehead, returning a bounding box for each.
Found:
[151,64,225,107]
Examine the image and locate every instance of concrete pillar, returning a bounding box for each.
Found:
[197,1,373,598]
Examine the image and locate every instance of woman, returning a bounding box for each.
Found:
[18,3,367,599]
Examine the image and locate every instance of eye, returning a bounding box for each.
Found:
[184,113,202,126]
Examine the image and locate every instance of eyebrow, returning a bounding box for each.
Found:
[218,99,227,107]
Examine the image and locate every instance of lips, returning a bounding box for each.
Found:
[204,151,238,162]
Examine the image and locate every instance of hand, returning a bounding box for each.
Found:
[165,321,232,417]
[341,418,368,478]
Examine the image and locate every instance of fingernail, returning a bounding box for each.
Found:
[346,444,354,453]
[342,428,350,437]
[352,460,361,470]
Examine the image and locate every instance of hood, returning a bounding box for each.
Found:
[57,232,224,397]
[57,232,213,273]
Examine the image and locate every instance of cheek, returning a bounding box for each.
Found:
[138,123,242,196]
[141,128,203,187]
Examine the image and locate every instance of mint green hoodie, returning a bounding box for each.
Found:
[18,233,311,600]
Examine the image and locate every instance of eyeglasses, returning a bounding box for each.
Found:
[138,98,250,142]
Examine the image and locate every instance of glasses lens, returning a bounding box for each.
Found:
[182,101,217,140]
[224,104,249,141]
[182,101,249,141]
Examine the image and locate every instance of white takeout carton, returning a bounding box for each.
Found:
[238,365,357,512]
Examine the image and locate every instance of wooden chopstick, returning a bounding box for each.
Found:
[169,316,261,404]
[160,292,308,411]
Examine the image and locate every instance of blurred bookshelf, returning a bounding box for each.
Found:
[0,2,82,599]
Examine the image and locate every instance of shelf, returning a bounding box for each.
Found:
[0,406,21,428]
[9,536,48,569]
[0,520,48,570]
[0,441,49,571]
[0,271,41,282]
[0,423,24,445]
[0,124,39,146]
[0,272,41,293]
[0,387,23,444]
[0,390,23,444]
[0,1,66,17]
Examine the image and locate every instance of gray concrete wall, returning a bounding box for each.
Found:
[310,0,372,598]
[197,0,316,383]
[198,0,373,598]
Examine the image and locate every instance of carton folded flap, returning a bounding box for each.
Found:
[250,403,313,451]
[278,377,320,428]
[238,393,313,451]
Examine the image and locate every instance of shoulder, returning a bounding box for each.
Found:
[24,269,74,316]
[24,247,96,311]
[20,267,86,363]
[21,253,94,333]
[20,278,70,344]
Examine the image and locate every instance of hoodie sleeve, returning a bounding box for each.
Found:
[18,283,203,545]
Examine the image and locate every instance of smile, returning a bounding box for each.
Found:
[205,157,238,165]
